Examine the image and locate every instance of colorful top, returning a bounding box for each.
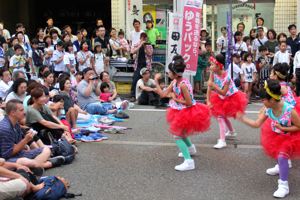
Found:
[100,93,111,102]
[213,72,238,99]
[280,82,296,107]
[169,78,196,110]
[132,42,153,71]
[265,102,293,134]
[119,38,130,53]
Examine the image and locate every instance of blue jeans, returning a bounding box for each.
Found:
[85,102,114,115]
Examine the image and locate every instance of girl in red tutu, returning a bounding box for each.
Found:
[154,55,211,171]
[237,79,300,198]
[206,54,248,149]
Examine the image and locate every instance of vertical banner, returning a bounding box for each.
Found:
[226,10,234,69]
[126,0,144,40]
[181,0,203,76]
[166,12,183,71]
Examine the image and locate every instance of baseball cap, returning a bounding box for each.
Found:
[94,42,101,48]
[140,68,149,76]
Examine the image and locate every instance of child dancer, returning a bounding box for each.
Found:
[207,54,248,149]
[154,55,211,171]
[237,79,300,198]
[240,52,257,104]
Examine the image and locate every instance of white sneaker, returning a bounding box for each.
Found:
[273,179,289,198]
[175,159,195,171]
[225,131,237,139]
[266,160,292,176]
[214,139,227,149]
[178,145,197,157]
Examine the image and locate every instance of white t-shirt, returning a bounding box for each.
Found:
[44,46,54,66]
[12,34,30,44]
[9,55,26,73]
[0,80,13,99]
[76,51,94,71]
[273,51,290,66]
[252,36,268,61]
[94,53,106,74]
[234,41,247,55]
[109,38,121,55]
[5,91,26,102]
[136,78,155,99]
[240,63,257,82]
[226,63,241,80]
[217,36,228,53]
[130,30,144,49]
[52,50,65,72]
[64,52,77,72]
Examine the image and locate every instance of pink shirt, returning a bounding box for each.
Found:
[100,93,111,102]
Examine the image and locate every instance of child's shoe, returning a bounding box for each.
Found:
[266,160,292,175]
[214,139,227,149]
[273,179,289,198]
[174,159,195,171]
[225,131,237,139]
[178,145,197,157]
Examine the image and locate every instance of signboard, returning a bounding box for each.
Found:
[126,0,144,40]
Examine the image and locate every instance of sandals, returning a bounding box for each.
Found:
[104,128,124,134]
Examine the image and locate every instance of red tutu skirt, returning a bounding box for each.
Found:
[260,118,300,160]
[210,91,248,118]
[166,103,211,137]
[294,97,300,115]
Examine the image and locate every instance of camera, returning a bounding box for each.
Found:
[144,43,151,45]
[89,77,99,81]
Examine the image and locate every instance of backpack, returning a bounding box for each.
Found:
[32,50,43,67]
[52,137,75,164]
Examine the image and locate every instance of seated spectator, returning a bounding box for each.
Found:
[158,79,170,104]
[118,30,130,55]
[5,70,26,98]
[109,28,126,57]
[5,78,27,102]
[42,71,56,97]
[98,71,119,102]
[25,88,74,144]
[0,68,13,100]
[99,82,111,102]
[77,67,117,115]
[59,77,90,125]
[37,65,50,85]
[0,158,45,199]
[136,68,162,106]
[71,71,83,89]
[227,53,241,87]
[48,94,65,117]
[0,99,65,168]
[23,81,42,111]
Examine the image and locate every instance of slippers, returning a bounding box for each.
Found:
[114,111,129,119]
[104,128,117,134]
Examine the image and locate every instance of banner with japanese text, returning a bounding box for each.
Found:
[126,0,144,40]
[181,0,203,75]
[166,12,183,71]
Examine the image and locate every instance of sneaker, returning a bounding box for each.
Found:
[175,159,195,171]
[95,133,108,140]
[178,145,197,157]
[97,117,115,125]
[30,167,44,176]
[80,136,94,142]
[214,139,227,149]
[89,134,102,142]
[74,134,82,140]
[273,179,289,198]
[225,131,237,139]
[48,156,65,168]
[266,160,292,176]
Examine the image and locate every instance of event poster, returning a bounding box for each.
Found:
[143,6,156,26]
[181,0,203,75]
[156,7,166,27]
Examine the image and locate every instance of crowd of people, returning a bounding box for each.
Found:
[0,16,300,199]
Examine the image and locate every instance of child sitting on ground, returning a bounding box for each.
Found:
[158,78,171,104]
[72,71,83,88]
[51,95,65,117]
[99,82,111,102]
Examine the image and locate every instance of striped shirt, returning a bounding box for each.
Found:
[0,116,23,159]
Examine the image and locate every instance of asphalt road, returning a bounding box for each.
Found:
[43,103,300,200]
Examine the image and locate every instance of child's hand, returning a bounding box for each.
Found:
[242,78,246,83]
[274,123,283,130]
[235,111,244,120]
[207,101,213,109]
[170,92,176,100]
[207,80,214,87]
[154,73,162,81]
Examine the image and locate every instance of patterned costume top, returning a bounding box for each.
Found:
[213,72,238,99]
[265,102,293,134]
[280,82,296,107]
[169,78,196,110]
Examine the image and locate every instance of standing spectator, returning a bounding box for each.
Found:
[77,40,93,71]
[5,78,27,102]
[93,42,106,76]
[130,20,144,50]
[49,29,60,45]
[253,17,268,35]
[0,21,11,41]
[62,25,78,43]
[217,27,227,57]
[200,28,211,43]
[81,29,92,51]
[43,35,54,68]
[16,32,31,66]
[109,28,126,57]
[144,20,159,46]
[0,31,7,52]
[293,49,300,95]
[253,26,268,66]
[0,68,13,99]
[62,33,77,56]
[234,31,247,55]
[52,41,65,83]
[273,42,290,66]
[9,44,26,75]
[73,30,83,53]
[243,36,252,52]
[35,28,45,52]
[94,25,110,64]
[64,42,77,80]
[44,17,61,36]
[264,29,279,60]
[130,33,153,102]
[12,23,30,44]
[249,28,257,46]
[286,24,299,60]
[5,37,25,66]
[227,53,241,85]
[91,18,109,40]
[77,67,117,115]
[258,46,272,88]
[275,33,292,55]
[28,39,43,79]
[237,22,247,37]
[194,48,207,94]
[0,45,4,69]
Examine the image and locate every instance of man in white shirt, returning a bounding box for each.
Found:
[44,17,61,36]
[217,27,227,57]
[227,53,241,86]
[130,20,144,50]
[253,26,268,62]
[11,23,30,45]
[0,21,11,41]
[0,68,13,100]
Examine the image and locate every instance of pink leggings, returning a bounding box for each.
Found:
[217,115,234,139]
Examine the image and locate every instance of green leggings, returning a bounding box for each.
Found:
[173,136,193,159]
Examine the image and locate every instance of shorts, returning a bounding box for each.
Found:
[54,70,64,77]
[6,147,44,163]
[0,179,27,200]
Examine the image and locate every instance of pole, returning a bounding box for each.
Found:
[230,0,233,80]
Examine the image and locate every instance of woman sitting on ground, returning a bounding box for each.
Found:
[5,78,27,102]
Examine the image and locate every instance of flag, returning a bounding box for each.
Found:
[226,10,234,69]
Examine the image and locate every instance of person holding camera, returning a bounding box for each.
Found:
[130,32,153,102]
[77,67,117,115]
